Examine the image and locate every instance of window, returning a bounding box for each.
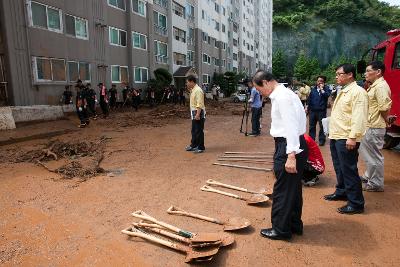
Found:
[392,43,400,69]
[173,53,186,66]
[173,27,186,43]
[133,32,147,50]
[29,1,62,33]
[233,53,238,61]
[215,41,219,49]
[233,39,238,47]
[132,0,146,16]
[186,4,194,19]
[154,41,168,64]
[187,50,195,65]
[33,57,66,82]
[109,27,127,46]
[202,74,210,84]
[65,14,88,39]
[68,61,90,82]
[108,0,126,11]
[202,32,208,42]
[215,22,220,31]
[373,47,386,63]
[222,24,226,33]
[173,1,185,18]
[202,10,205,19]
[202,54,211,64]
[134,67,148,83]
[215,3,220,13]
[153,11,167,36]
[111,65,129,83]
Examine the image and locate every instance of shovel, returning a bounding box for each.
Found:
[206,179,270,196]
[133,222,223,248]
[201,185,269,205]
[167,206,251,231]
[122,227,218,263]
[131,210,226,245]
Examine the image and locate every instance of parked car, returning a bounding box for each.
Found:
[232,86,248,103]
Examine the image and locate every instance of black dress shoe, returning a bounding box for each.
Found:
[323,193,347,201]
[260,228,291,240]
[337,205,364,215]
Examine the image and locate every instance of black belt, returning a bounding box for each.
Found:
[274,135,304,142]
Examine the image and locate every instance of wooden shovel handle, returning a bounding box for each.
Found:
[121,227,187,253]
[131,210,193,238]
[201,185,241,199]
[132,223,190,244]
[167,206,221,225]
[206,179,249,193]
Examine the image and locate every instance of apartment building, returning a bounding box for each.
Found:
[0,0,272,106]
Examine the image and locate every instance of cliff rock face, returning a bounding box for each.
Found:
[273,22,387,67]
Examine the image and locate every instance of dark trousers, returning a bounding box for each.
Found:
[251,107,262,134]
[190,118,205,150]
[330,139,364,209]
[87,100,96,117]
[100,100,109,117]
[179,96,185,105]
[309,110,326,144]
[76,106,89,124]
[271,136,307,236]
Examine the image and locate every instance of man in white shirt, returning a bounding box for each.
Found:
[253,70,308,241]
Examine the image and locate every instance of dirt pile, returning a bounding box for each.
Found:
[1,138,107,180]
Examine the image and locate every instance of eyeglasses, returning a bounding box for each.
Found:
[335,72,347,77]
[365,69,377,73]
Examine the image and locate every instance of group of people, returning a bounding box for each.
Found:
[183,60,393,241]
[161,86,186,105]
[255,61,392,241]
[62,81,145,128]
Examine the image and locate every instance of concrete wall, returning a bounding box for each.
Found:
[0,106,16,130]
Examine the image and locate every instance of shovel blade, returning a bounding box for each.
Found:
[246,194,269,205]
[184,247,219,262]
[190,233,222,243]
[223,217,251,231]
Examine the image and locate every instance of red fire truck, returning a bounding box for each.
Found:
[358,29,400,149]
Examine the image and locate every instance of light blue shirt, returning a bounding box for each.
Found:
[249,87,262,108]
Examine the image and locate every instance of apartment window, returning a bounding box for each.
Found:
[222,24,226,33]
[132,0,146,16]
[202,32,208,42]
[33,57,66,82]
[29,1,62,33]
[202,10,205,19]
[68,61,90,82]
[233,23,238,33]
[154,0,167,8]
[65,14,88,39]
[109,27,127,46]
[202,54,211,64]
[233,53,238,61]
[153,11,167,36]
[251,45,254,51]
[173,53,186,66]
[222,7,226,15]
[202,74,210,84]
[173,1,185,18]
[215,22,220,31]
[134,67,148,83]
[108,0,126,11]
[233,39,238,47]
[154,41,168,64]
[243,40,246,46]
[111,65,129,83]
[215,3,220,13]
[133,32,147,50]
[207,36,211,44]
[186,4,194,19]
[173,27,186,43]
[187,50,195,62]
[215,41,219,49]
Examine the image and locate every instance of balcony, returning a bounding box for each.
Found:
[155,55,168,64]
[187,38,194,46]
[154,0,168,9]
[154,24,168,36]
[187,15,195,23]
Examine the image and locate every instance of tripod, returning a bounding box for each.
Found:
[239,91,250,136]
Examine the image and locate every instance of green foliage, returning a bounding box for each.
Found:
[273,0,400,30]
[153,68,172,87]
[272,49,288,79]
[223,71,247,97]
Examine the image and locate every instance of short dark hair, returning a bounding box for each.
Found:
[368,61,385,75]
[253,70,275,86]
[186,74,197,83]
[317,75,327,82]
[336,63,356,79]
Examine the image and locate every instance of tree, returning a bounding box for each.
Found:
[293,52,309,81]
[272,49,287,79]
[153,68,172,87]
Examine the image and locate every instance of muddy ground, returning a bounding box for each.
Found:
[0,102,399,267]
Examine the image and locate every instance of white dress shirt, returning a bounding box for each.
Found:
[269,84,307,154]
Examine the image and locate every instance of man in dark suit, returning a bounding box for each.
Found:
[305,76,331,146]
